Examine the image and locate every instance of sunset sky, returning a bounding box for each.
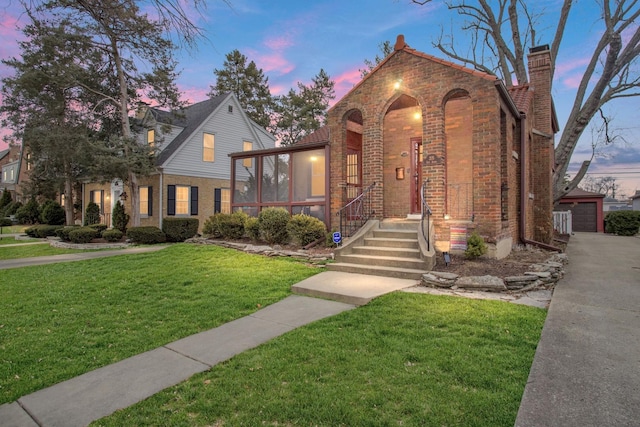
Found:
[1,0,639,196]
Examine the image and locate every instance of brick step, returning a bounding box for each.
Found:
[326,262,425,280]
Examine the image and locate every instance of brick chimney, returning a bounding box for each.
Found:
[527,45,555,242]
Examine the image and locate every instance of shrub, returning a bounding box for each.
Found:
[84,201,100,226]
[0,190,12,212]
[56,225,80,241]
[102,228,124,242]
[287,214,327,246]
[162,218,199,242]
[258,207,290,245]
[202,212,246,240]
[244,216,260,241]
[465,232,488,259]
[25,224,62,238]
[202,214,225,238]
[89,223,108,234]
[68,227,99,244]
[0,217,13,227]
[126,226,167,244]
[112,201,129,233]
[16,199,40,225]
[605,211,640,236]
[40,200,66,225]
[2,201,22,217]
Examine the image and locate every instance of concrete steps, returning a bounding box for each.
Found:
[327,221,431,280]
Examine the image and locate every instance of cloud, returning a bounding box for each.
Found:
[333,67,363,101]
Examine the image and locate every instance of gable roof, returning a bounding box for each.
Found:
[0,148,9,162]
[154,93,231,165]
[562,188,605,199]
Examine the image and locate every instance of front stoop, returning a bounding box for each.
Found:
[327,221,434,280]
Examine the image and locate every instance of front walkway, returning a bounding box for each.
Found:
[516,232,640,426]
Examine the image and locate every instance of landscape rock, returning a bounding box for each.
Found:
[456,275,506,291]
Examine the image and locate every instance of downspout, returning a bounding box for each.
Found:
[159,170,163,231]
[519,113,562,252]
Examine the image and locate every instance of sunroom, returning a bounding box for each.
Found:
[229,141,330,226]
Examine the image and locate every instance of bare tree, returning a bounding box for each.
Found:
[412,0,640,202]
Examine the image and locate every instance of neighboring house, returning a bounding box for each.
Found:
[630,191,640,211]
[603,196,632,212]
[83,93,276,231]
[0,145,30,203]
[231,35,558,259]
[557,188,605,232]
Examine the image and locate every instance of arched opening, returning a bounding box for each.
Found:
[382,94,422,216]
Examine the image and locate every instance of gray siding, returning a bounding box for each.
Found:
[162,97,275,179]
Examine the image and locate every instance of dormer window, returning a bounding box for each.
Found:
[228,105,233,113]
[147,129,155,147]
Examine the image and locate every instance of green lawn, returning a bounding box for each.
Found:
[0,225,26,234]
[93,293,546,427]
[0,242,100,259]
[0,244,320,404]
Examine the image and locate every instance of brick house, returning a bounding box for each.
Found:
[0,145,31,203]
[324,35,557,258]
[83,93,276,231]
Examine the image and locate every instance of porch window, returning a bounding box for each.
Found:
[293,149,325,201]
[203,133,214,162]
[261,154,289,202]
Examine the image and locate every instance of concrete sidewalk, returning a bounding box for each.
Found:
[516,233,640,426]
[0,245,169,270]
[0,295,356,427]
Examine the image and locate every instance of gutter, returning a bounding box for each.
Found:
[519,113,562,252]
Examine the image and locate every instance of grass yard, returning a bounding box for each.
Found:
[0,225,26,234]
[94,293,546,427]
[0,244,320,404]
[0,242,100,259]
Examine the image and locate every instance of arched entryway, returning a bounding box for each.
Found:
[382,94,423,217]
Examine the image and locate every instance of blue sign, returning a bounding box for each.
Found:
[332,231,342,244]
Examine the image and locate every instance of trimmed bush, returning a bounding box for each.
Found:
[16,199,40,225]
[202,214,225,238]
[162,218,199,242]
[25,224,62,238]
[112,201,129,233]
[258,207,290,245]
[203,213,245,240]
[89,223,108,234]
[126,226,167,244]
[68,227,99,244]
[84,201,100,226]
[287,214,327,246]
[605,211,640,236]
[102,229,124,242]
[245,216,260,241]
[465,232,488,259]
[56,225,80,241]
[40,200,66,225]
[0,217,13,227]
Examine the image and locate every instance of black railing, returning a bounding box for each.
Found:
[421,180,432,251]
[336,181,376,240]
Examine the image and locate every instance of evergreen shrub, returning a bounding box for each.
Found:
[605,211,640,236]
[16,200,40,225]
[162,218,199,242]
[56,225,80,241]
[286,214,326,246]
[84,201,100,225]
[245,216,260,241]
[68,227,99,244]
[112,201,129,233]
[25,225,61,238]
[102,229,124,242]
[258,207,290,244]
[465,232,488,259]
[40,200,66,225]
[127,226,166,244]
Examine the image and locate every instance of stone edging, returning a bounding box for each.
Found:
[421,252,568,293]
[185,237,333,264]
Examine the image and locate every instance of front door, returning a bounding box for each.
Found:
[410,137,423,213]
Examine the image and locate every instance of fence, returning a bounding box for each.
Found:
[553,211,572,235]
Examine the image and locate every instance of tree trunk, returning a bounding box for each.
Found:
[64,177,74,226]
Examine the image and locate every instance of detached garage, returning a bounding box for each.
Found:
[556,188,605,232]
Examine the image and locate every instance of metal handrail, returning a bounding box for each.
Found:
[336,181,376,239]
[421,180,432,251]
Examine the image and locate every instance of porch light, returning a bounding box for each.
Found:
[414,112,421,120]
[310,156,318,162]
[444,213,450,220]
[393,79,402,90]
